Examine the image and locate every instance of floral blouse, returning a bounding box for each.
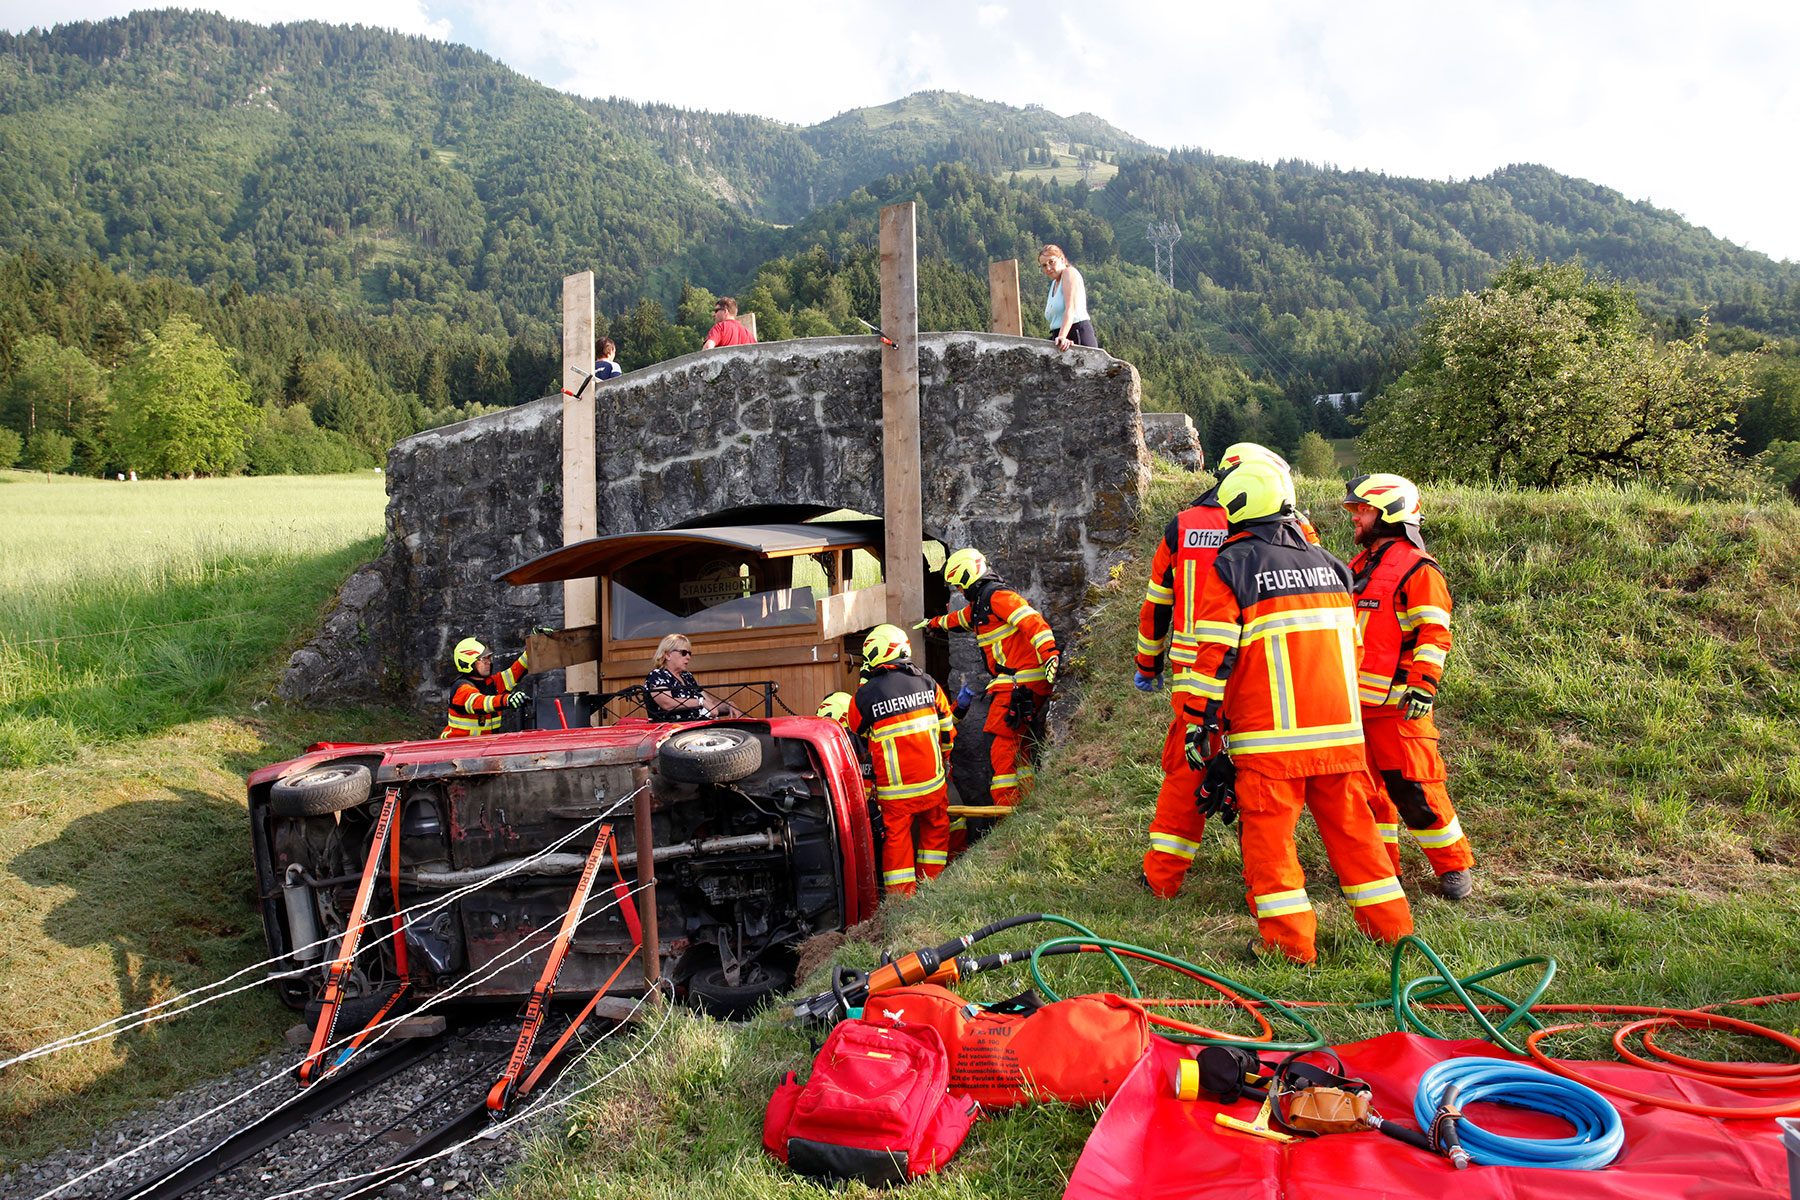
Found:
[644,667,706,721]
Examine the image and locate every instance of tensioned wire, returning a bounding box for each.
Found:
[2,786,642,1070]
[31,872,659,1200]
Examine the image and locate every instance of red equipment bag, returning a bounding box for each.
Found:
[870,984,1151,1107]
[762,1018,979,1185]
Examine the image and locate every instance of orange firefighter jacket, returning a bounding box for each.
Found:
[927,580,1058,692]
[1187,519,1366,778]
[1348,538,1452,713]
[440,651,529,738]
[849,663,956,804]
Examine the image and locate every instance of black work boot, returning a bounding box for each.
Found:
[1437,869,1473,901]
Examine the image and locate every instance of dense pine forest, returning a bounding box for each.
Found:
[1,10,1797,479]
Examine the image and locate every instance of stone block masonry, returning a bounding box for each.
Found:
[280,333,1152,710]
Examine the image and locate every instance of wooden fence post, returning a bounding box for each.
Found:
[880,202,923,628]
[562,271,598,695]
[989,260,1022,336]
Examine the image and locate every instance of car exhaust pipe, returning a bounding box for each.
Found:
[392,829,786,889]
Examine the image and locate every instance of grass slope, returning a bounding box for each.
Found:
[495,467,1800,1200]
[0,473,420,1166]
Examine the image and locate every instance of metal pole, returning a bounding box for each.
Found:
[631,765,660,986]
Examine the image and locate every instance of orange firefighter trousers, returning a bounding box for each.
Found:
[1142,718,1210,898]
[1236,763,1413,963]
[879,786,950,898]
[1361,713,1474,876]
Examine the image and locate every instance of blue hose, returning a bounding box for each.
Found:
[1414,1059,1624,1170]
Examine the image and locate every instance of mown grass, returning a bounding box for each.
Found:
[0,471,420,1166]
[0,471,390,768]
[496,466,1800,1200]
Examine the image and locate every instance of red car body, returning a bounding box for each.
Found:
[248,716,876,1014]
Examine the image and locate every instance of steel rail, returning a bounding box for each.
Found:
[110,1034,448,1200]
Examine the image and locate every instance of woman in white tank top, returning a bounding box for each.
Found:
[1038,243,1098,350]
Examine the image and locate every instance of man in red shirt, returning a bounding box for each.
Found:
[702,297,756,349]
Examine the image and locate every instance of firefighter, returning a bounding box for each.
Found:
[847,625,956,898]
[1343,473,1475,900]
[918,548,1059,810]
[1135,443,1308,897]
[440,629,550,738]
[817,691,852,723]
[1182,458,1413,962]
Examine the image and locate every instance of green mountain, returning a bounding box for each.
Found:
[3,10,1798,477]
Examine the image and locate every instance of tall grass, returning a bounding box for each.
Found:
[0,472,388,767]
[0,472,417,1167]
[493,467,1800,1200]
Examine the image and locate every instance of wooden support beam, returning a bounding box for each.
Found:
[562,272,598,695]
[880,202,924,629]
[989,259,1022,336]
[739,311,757,340]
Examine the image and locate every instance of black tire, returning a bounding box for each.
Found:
[686,960,793,1019]
[657,726,763,784]
[271,764,373,817]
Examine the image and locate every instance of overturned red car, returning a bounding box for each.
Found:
[248,714,877,1018]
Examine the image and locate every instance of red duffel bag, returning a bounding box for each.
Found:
[869,984,1150,1107]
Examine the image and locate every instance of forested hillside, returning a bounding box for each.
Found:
[2,10,1797,478]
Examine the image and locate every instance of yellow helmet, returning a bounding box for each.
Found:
[1219,442,1297,505]
[453,637,488,674]
[943,547,989,590]
[861,623,912,668]
[1343,473,1422,525]
[817,691,852,723]
[1216,458,1291,524]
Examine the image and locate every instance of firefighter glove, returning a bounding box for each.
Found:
[953,682,978,720]
[1401,686,1434,721]
[1195,753,1237,823]
[1003,686,1037,730]
[1133,670,1163,692]
[912,617,933,630]
[530,624,556,637]
[506,690,530,709]
[1183,723,1221,771]
[1045,656,1060,687]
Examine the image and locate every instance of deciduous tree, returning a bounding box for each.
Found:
[112,316,257,477]
[1359,257,1755,489]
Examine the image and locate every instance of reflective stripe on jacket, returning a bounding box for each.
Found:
[1349,539,1452,709]
[1188,520,1366,777]
[849,664,955,803]
[439,651,528,739]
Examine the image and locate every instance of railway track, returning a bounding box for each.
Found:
[7,1007,641,1200]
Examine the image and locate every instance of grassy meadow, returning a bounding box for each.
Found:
[496,466,1800,1200]
[0,471,419,1165]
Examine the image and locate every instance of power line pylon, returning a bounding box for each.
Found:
[1146,221,1182,289]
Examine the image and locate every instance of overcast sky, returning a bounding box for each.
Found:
[5,1,1796,263]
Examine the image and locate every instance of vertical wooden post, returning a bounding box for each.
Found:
[989,259,1023,336]
[880,202,924,627]
[631,765,659,986]
[562,272,598,695]
[739,311,758,341]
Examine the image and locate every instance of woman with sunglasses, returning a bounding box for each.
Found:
[644,634,743,721]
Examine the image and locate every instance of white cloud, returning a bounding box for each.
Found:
[5,0,1799,259]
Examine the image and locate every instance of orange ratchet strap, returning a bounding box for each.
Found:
[298,783,409,1086]
[486,824,626,1114]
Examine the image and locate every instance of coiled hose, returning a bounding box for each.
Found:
[1414,1058,1624,1169]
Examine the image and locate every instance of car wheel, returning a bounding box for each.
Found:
[686,960,793,1019]
[657,726,763,784]
[271,764,374,817]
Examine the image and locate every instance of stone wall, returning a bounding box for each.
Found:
[1142,411,1205,472]
[280,333,1151,710]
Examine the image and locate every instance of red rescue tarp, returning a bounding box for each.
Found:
[1065,1032,1798,1200]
